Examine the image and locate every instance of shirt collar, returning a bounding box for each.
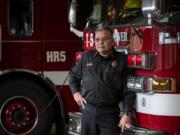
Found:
[93,48,115,58]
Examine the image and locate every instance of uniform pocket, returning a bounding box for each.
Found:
[81,68,97,97]
[82,61,97,82]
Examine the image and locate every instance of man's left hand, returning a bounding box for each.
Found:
[119,114,133,132]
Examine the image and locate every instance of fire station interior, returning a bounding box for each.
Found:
[0,0,180,135]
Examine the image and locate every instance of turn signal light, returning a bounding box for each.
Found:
[136,55,143,66]
[75,52,84,62]
[152,78,176,92]
[128,52,155,69]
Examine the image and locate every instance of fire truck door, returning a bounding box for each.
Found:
[0,0,42,70]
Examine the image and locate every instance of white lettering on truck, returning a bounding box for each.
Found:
[85,33,94,48]
[46,51,66,62]
[85,29,128,48]
[113,29,128,45]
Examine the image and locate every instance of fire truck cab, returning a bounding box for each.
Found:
[0,0,82,135]
[68,0,180,134]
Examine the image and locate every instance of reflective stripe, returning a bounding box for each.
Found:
[136,93,180,116]
[43,71,69,85]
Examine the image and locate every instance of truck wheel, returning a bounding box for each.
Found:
[0,78,55,135]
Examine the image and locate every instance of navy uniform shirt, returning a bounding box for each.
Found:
[69,49,135,112]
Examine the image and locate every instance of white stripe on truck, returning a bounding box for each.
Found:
[43,71,69,85]
[136,93,180,116]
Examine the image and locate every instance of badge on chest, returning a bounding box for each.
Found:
[111,60,117,68]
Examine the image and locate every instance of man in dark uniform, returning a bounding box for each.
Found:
[69,26,136,135]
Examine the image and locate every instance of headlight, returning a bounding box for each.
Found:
[127,76,135,89]
[127,76,146,92]
[134,77,144,90]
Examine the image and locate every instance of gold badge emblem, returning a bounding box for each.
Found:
[111,60,117,68]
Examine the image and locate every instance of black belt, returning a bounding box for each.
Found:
[87,102,118,108]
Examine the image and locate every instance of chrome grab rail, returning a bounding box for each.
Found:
[121,126,164,135]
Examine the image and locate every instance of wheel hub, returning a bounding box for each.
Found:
[0,96,38,135]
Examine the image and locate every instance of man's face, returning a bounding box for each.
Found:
[95,29,113,55]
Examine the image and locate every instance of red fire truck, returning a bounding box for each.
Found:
[0,0,82,134]
[68,0,180,135]
[0,0,180,135]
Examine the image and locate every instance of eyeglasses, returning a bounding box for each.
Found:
[94,37,113,42]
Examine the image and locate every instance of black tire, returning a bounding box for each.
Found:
[0,78,55,135]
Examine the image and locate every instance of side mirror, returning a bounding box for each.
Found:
[68,0,83,37]
[68,0,93,37]
[68,0,77,27]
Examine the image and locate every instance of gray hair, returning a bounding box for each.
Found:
[95,24,113,36]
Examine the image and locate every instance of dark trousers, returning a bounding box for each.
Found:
[81,103,119,135]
